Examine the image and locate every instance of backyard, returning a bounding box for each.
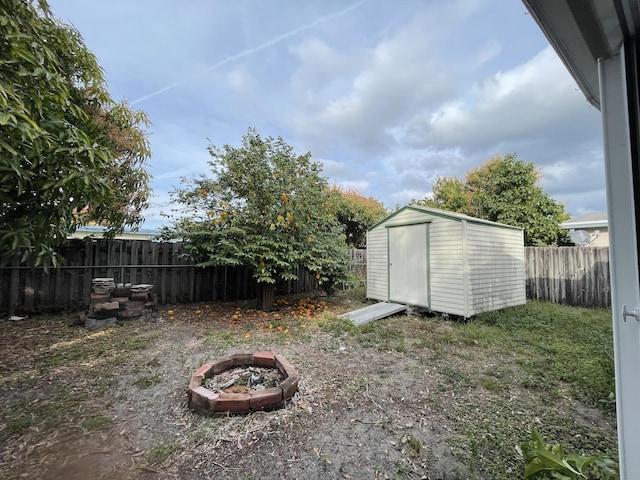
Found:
[0,290,618,479]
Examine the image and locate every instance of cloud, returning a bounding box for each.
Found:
[406,47,584,148]
[131,0,367,105]
[470,38,503,69]
[333,179,371,193]
[290,38,352,91]
[291,13,456,156]
[225,68,257,93]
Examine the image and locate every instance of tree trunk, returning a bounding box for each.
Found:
[256,282,275,311]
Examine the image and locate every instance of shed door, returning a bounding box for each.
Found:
[388,224,429,306]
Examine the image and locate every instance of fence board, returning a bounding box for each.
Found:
[1,239,320,313]
[524,247,610,308]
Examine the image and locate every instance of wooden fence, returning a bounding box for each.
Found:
[1,243,611,313]
[348,247,611,308]
[525,247,610,308]
[0,239,317,314]
[347,248,367,280]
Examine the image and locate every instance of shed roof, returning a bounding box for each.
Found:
[560,212,608,229]
[369,205,523,231]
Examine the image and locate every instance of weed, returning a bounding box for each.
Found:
[146,440,181,465]
[344,375,373,398]
[204,330,249,349]
[134,373,161,388]
[356,321,406,352]
[438,365,473,388]
[480,377,501,392]
[317,314,356,336]
[519,429,600,479]
[81,414,112,430]
[405,434,422,455]
[146,357,161,367]
[93,374,115,394]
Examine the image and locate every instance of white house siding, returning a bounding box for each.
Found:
[427,215,466,316]
[465,223,525,315]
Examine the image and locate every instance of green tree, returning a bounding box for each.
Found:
[0,0,151,267]
[420,176,470,213]
[328,186,388,248]
[166,128,350,311]
[416,154,569,245]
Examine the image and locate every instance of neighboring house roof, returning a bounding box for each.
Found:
[560,212,608,230]
[68,225,161,241]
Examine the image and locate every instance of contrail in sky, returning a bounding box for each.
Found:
[131,0,366,105]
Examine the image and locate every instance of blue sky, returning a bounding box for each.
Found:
[49,0,606,229]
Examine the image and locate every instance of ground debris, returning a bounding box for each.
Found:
[204,365,284,394]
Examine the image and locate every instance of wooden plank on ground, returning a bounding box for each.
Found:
[339,302,407,326]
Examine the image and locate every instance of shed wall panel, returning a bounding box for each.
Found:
[426,216,465,314]
[366,227,388,300]
[465,223,525,315]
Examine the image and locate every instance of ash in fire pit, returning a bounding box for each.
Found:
[187,352,299,414]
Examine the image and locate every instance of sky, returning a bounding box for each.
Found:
[48,0,606,230]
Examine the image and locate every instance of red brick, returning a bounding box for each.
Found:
[190,363,213,389]
[195,387,220,411]
[193,363,214,379]
[274,354,298,378]
[231,353,254,366]
[189,386,213,410]
[94,301,120,311]
[249,387,282,410]
[211,358,233,373]
[90,293,110,304]
[279,375,299,400]
[189,376,203,390]
[253,352,275,367]
[214,393,251,412]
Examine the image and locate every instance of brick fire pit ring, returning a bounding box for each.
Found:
[187,352,299,414]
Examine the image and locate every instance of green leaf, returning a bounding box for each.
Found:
[566,454,598,474]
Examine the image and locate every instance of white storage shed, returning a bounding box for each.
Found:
[366,206,526,317]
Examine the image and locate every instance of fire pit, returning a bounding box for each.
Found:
[187,352,299,414]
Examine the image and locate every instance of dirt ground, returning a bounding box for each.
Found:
[0,297,616,479]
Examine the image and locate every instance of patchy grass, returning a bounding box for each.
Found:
[0,296,617,480]
[146,440,182,465]
[312,298,616,477]
[459,302,615,408]
[1,386,113,442]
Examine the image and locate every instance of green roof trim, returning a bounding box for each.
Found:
[368,205,523,232]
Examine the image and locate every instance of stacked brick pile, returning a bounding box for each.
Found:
[84,279,157,328]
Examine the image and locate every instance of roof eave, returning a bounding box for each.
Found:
[523,0,640,111]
